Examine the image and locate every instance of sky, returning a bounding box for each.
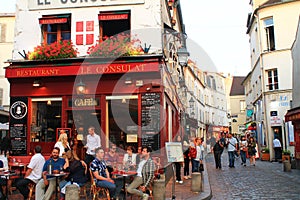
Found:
[0,0,251,76]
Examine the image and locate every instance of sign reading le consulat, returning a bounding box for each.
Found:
[29,0,144,10]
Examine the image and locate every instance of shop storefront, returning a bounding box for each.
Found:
[6,56,180,156]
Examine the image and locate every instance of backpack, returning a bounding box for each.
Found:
[188,146,197,159]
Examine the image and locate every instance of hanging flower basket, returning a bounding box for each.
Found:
[27,40,78,61]
[87,33,145,57]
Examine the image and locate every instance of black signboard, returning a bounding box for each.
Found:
[141,133,160,152]
[10,124,27,138]
[141,93,161,151]
[11,138,27,155]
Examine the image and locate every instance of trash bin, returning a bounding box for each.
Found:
[153,179,165,200]
[191,172,202,192]
[283,160,291,172]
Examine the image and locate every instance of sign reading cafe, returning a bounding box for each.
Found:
[29,0,144,10]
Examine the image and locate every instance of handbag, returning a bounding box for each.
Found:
[199,163,204,172]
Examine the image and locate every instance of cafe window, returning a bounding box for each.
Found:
[31,98,62,142]
[39,14,71,44]
[98,11,130,41]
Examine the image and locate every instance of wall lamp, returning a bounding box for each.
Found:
[33,80,42,87]
[125,77,133,85]
[76,79,86,95]
[177,47,190,66]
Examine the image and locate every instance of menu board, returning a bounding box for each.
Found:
[10,125,27,138]
[11,139,27,155]
[165,142,184,162]
[141,93,160,132]
[142,133,160,151]
[141,93,160,151]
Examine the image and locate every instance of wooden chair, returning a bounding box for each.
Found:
[79,182,88,200]
[89,169,110,200]
[27,182,36,200]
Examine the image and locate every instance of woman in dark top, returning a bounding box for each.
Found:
[59,150,87,199]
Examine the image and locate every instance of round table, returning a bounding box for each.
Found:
[47,172,68,200]
[0,171,17,200]
[112,171,137,199]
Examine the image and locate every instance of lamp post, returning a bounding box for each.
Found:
[177,47,190,67]
[189,97,195,118]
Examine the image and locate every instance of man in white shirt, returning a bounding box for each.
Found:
[273,137,282,162]
[227,132,238,168]
[84,126,101,165]
[15,145,45,199]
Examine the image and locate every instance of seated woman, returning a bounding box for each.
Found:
[105,144,120,176]
[59,150,87,200]
[123,146,137,171]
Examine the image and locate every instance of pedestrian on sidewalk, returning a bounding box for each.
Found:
[183,135,191,179]
[227,132,238,168]
[191,137,202,172]
[174,135,183,184]
[247,136,257,166]
[239,136,248,166]
[273,137,282,162]
[213,132,226,169]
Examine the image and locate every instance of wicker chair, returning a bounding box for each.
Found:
[89,169,110,200]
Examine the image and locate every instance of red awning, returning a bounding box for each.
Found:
[98,13,128,21]
[285,107,300,122]
[39,17,68,24]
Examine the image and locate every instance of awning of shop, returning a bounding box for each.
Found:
[285,107,300,121]
[39,17,68,24]
[98,12,129,21]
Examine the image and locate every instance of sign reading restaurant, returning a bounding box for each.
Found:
[29,0,144,10]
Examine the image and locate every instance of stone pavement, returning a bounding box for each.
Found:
[205,150,300,200]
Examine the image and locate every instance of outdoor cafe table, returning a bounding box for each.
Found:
[0,170,17,200]
[46,172,68,200]
[8,162,28,177]
[111,170,137,199]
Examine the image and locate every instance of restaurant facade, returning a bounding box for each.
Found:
[5,0,187,157]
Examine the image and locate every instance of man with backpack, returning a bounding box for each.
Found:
[213,132,226,169]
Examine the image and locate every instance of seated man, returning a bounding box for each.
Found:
[15,145,45,199]
[35,147,68,200]
[105,144,120,176]
[90,147,117,200]
[127,146,155,200]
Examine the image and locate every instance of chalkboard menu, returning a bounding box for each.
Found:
[141,93,160,132]
[10,125,27,138]
[11,139,27,155]
[141,133,160,152]
[141,93,161,151]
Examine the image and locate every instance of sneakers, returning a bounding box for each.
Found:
[176,180,179,183]
[142,193,149,200]
[178,180,183,184]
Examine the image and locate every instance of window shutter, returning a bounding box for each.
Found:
[0,24,7,43]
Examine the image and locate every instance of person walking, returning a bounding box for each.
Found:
[213,132,226,169]
[227,132,238,168]
[239,136,248,166]
[182,135,190,179]
[174,135,183,184]
[273,137,282,162]
[127,146,155,200]
[84,126,101,165]
[247,136,257,166]
[15,145,45,199]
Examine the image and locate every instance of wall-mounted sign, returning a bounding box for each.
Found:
[270,111,277,116]
[10,101,27,120]
[270,116,282,126]
[69,97,100,107]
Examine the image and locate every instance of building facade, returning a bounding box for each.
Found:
[5,0,188,157]
[245,0,300,160]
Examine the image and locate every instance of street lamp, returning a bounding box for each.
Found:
[189,97,195,118]
[177,47,190,66]
[76,79,86,95]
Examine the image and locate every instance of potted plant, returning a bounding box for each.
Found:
[261,147,270,161]
[282,149,291,162]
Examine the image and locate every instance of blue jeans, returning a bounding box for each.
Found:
[96,180,116,198]
[240,151,246,164]
[192,159,199,172]
[228,151,235,167]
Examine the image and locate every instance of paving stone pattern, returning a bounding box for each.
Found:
[206,151,300,200]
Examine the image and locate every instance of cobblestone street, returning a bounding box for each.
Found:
[206,151,300,200]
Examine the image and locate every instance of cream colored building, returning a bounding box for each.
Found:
[0,13,14,110]
[245,0,300,160]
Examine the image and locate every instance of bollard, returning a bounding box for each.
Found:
[191,172,202,192]
[283,160,291,172]
[65,184,80,200]
[153,178,166,200]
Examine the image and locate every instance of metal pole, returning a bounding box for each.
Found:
[172,162,176,200]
